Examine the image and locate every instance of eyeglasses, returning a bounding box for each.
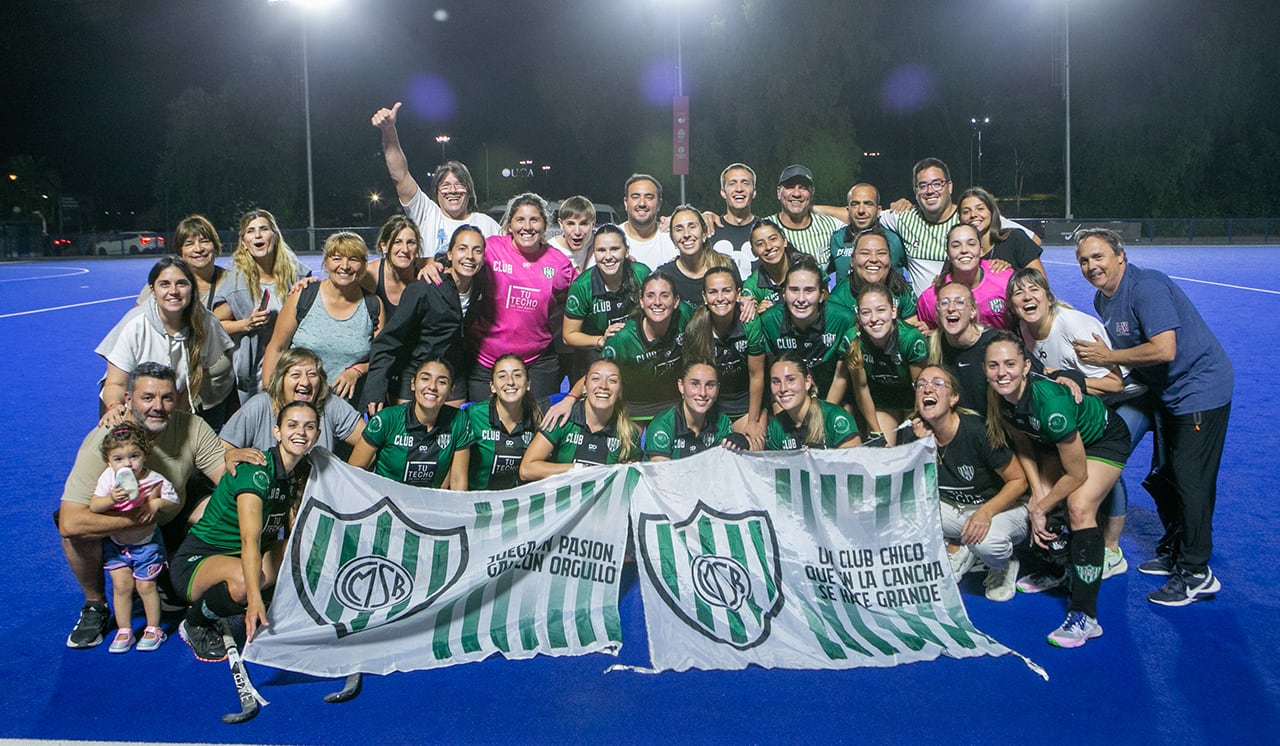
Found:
[914,179,949,194]
[937,297,970,309]
[913,377,951,391]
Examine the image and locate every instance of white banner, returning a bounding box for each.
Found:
[630,441,1014,672]
[246,450,631,677]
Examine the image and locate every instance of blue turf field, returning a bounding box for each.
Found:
[0,246,1275,744]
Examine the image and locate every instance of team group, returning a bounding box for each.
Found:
[57,101,1232,661]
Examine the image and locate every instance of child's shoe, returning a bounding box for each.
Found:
[108,628,135,653]
[136,625,166,652]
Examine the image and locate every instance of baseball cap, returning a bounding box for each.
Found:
[778,164,814,186]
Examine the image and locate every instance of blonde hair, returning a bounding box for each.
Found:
[773,354,825,446]
[232,209,302,304]
[681,267,740,367]
[926,282,979,365]
[266,347,330,415]
[585,359,640,462]
[323,231,369,262]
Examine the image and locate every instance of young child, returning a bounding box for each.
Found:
[89,422,178,653]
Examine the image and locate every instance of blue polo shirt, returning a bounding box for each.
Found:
[1093,264,1232,414]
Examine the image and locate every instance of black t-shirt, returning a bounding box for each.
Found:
[940,327,1002,413]
[656,260,742,308]
[940,327,1048,415]
[987,230,1043,270]
[934,412,1013,506]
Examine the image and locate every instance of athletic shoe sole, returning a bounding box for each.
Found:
[1148,575,1222,607]
[179,621,228,663]
[65,605,112,649]
[1016,575,1067,594]
[1102,553,1128,579]
[1047,624,1103,649]
[1137,557,1175,576]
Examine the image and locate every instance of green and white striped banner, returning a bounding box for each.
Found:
[246,450,631,677]
[631,442,1014,671]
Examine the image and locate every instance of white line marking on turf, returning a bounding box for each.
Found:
[0,267,90,282]
[1042,260,1280,295]
[0,295,135,319]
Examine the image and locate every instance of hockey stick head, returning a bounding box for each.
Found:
[221,700,260,725]
[323,673,363,704]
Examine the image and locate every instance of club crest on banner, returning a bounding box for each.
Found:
[638,501,783,650]
[289,496,468,638]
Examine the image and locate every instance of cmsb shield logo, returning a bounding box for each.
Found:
[289,496,468,638]
[638,501,783,649]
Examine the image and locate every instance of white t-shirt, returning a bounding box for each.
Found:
[1023,305,1127,379]
[549,235,594,272]
[95,298,236,409]
[403,189,501,256]
[93,468,179,545]
[623,225,677,270]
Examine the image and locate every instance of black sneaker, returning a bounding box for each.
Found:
[66,601,112,649]
[1148,567,1221,607]
[179,619,228,662]
[1138,553,1176,576]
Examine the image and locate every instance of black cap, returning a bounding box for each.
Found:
[778,164,814,186]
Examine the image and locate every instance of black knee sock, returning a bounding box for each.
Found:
[1068,527,1103,618]
[185,582,247,627]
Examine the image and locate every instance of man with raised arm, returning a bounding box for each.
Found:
[372,102,500,255]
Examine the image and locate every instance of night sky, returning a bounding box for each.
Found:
[3,0,1276,228]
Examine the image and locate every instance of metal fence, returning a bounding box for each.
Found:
[5,217,1280,260]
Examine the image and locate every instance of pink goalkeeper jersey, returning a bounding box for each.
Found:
[473,235,575,367]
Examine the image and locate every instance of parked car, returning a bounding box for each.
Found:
[95,231,166,255]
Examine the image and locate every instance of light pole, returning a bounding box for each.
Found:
[436,134,451,163]
[1062,0,1073,219]
[302,18,316,252]
[368,192,380,224]
[269,0,330,252]
[481,141,491,206]
[969,117,990,186]
[673,5,687,204]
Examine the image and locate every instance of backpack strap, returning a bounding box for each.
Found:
[296,281,378,334]
[295,281,321,324]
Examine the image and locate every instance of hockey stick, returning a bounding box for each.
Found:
[219,618,268,724]
[323,673,363,704]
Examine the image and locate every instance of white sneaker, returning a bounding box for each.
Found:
[1102,547,1128,579]
[949,545,977,579]
[1047,611,1103,648]
[984,557,1020,602]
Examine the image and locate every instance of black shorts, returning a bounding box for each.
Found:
[169,534,238,604]
[1083,410,1132,467]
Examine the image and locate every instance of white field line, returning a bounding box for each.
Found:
[0,266,90,282]
[1042,259,1280,295]
[0,295,134,319]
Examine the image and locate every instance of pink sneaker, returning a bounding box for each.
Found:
[108,628,135,654]
[136,625,166,652]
